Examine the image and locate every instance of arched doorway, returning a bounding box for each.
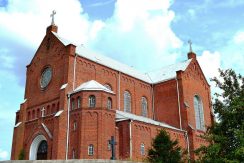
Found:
[29,135,48,160]
[37,140,48,160]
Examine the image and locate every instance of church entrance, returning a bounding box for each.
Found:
[37,140,48,160]
[29,134,48,160]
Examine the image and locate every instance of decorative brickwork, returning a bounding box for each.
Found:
[11,25,212,161]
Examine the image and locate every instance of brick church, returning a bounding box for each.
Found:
[11,19,214,161]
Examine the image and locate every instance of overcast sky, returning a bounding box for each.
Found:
[0,0,244,160]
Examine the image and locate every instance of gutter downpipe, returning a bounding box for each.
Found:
[129,120,133,159]
[66,52,77,159]
[118,71,121,110]
[185,131,190,161]
[176,77,182,130]
[65,93,71,160]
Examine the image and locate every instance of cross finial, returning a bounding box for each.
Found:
[188,40,192,52]
[50,10,56,25]
[41,107,45,117]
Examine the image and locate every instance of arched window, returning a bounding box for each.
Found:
[32,110,36,119]
[141,97,148,117]
[28,111,31,120]
[89,95,96,108]
[57,102,59,112]
[71,99,75,110]
[72,148,76,159]
[52,104,55,113]
[124,91,131,112]
[107,97,112,110]
[140,143,145,155]
[77,96,81,108]
[194,95,205,130]
[47,105,50,115]
[37,108,40,118]
[88,144,94,155]
[104,84,112,91]
[73,121,77,131]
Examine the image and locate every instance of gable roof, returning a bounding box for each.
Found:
[73,80,115,94]
[116,110,182,131]
[146,59,192,84]
[52,32,192,84]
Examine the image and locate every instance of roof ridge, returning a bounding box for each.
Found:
[146,59,191,73]
[52,32,191,84]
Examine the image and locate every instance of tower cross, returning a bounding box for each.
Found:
[50,10,56,25]
[188,40,193,52]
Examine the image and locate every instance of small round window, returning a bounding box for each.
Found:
[40,67,52,89]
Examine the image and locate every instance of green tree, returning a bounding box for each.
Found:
[195,69,244,163]
[147,130,182,163]
[18,149,25,160]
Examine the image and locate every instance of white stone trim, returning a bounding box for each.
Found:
[29,135,47,160]
[42,123,52,139]
[54,110,64,117]
[14,122,22,128]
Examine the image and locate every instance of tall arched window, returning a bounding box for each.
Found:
[194,95,205,130]
[124,91,131,113]
[77,96,81,108]
[141,97,148,117]
[88,144,94,155]
[107,97,112,110]
[89,95,96,108]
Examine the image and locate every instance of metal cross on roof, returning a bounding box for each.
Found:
[50,10,56,25]
[188,40,193,52]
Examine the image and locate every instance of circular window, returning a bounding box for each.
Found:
[40,67,52,89]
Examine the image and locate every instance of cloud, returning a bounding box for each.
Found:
[0,149,8,160]
[198,50,221,81]
[233,31,244,44]
[218,30,244,74]
[89,0,183,71]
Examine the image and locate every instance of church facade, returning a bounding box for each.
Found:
[11,24,214,161]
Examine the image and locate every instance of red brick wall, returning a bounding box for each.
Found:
[74,56,153,118]
[154,79,181,128]
[117,120,187,161]
[11,25,212,161]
